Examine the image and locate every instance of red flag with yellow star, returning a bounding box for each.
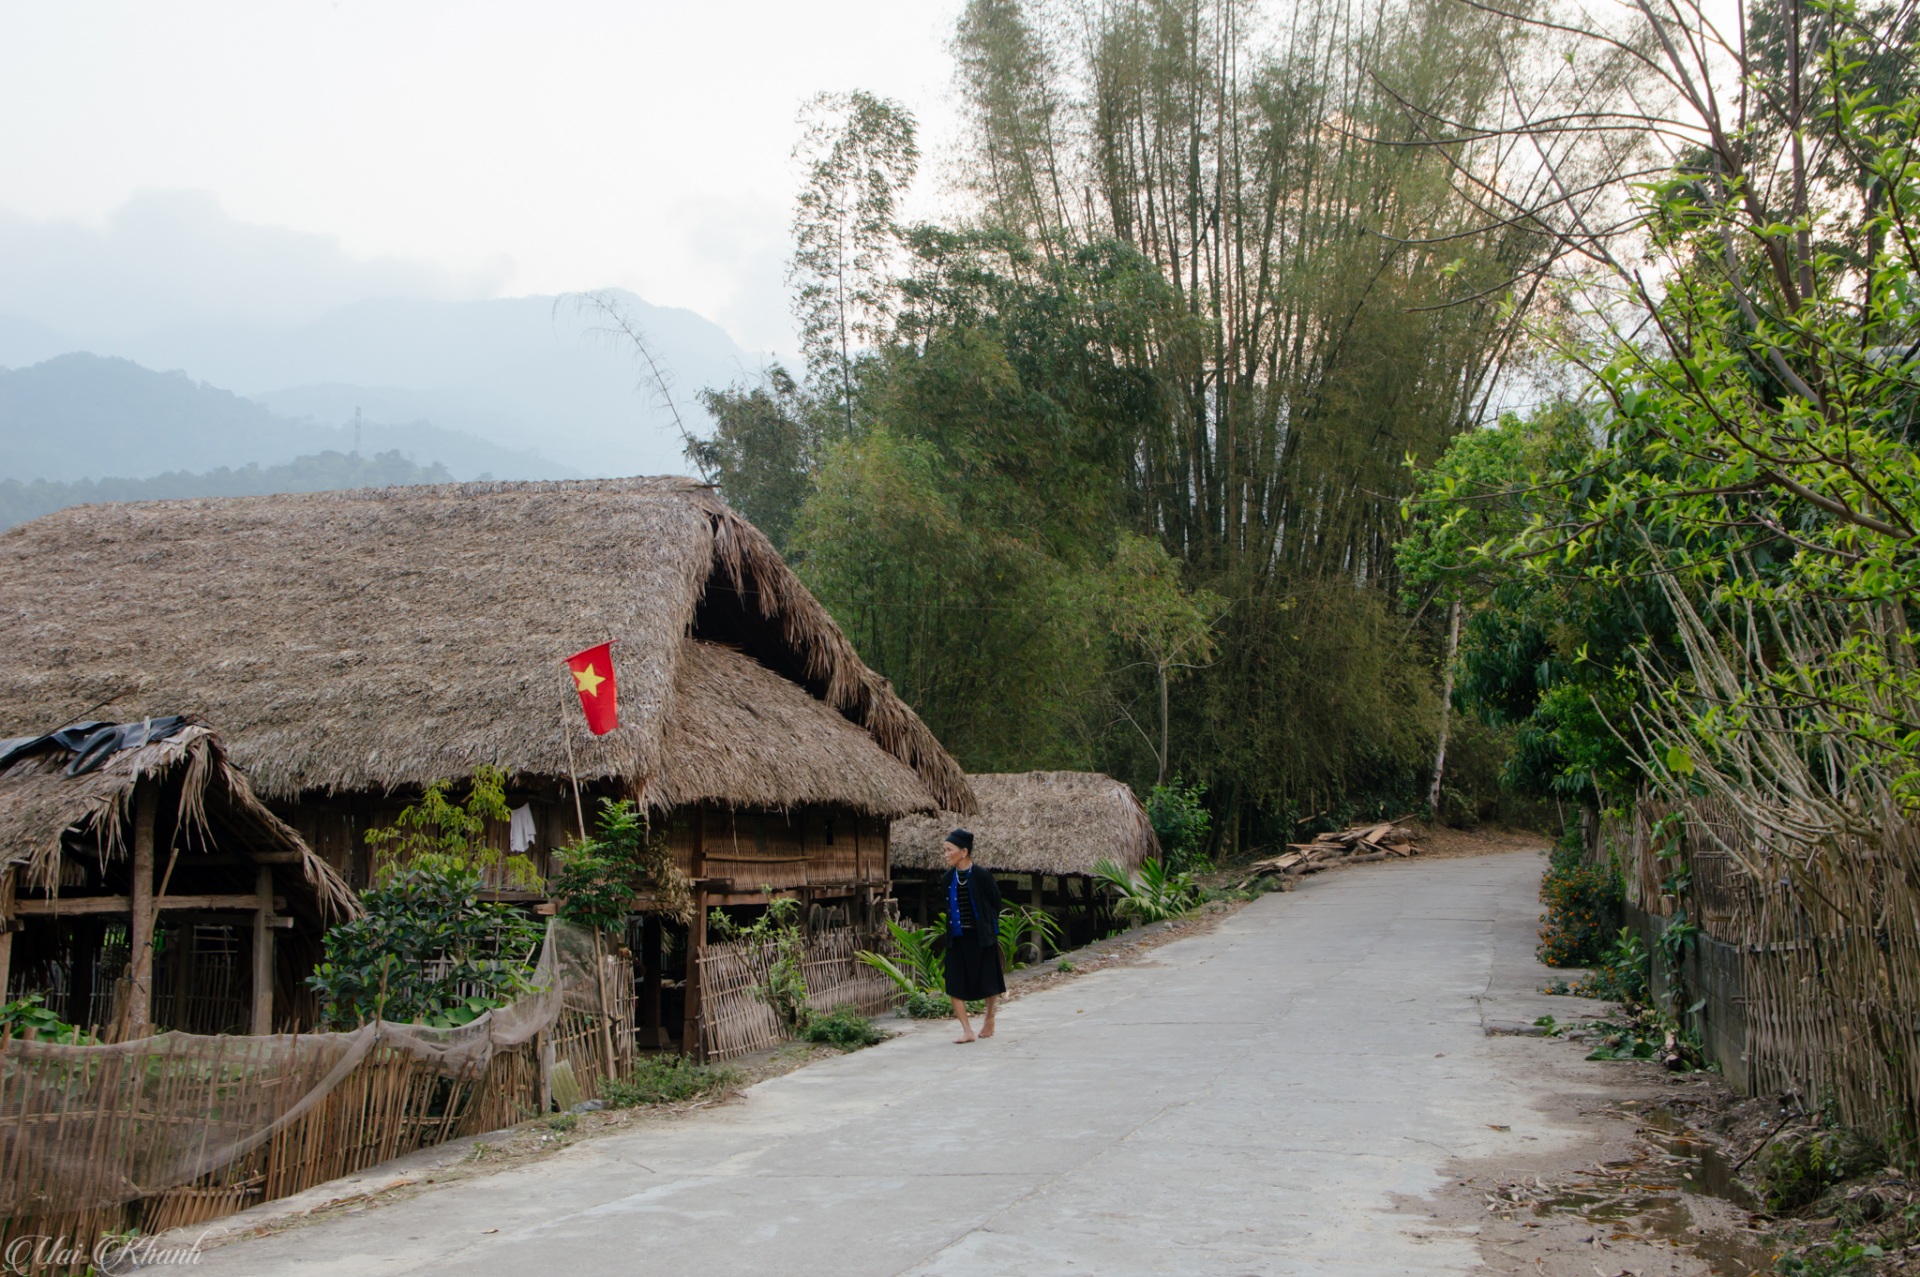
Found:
[564,642,619,735]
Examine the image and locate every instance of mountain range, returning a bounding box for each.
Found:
[0,288,766,484]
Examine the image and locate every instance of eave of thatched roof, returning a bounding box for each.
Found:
[0,478,973,816]
[891,771,1160,875]
[0,725,358,921]
[643,641,935,818]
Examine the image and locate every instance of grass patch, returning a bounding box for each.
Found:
[803,1006,887,1050]
[598,1055,739,1108]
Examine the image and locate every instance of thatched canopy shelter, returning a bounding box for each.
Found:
[0,723,358,1035]
[0,477,969,818]
[1,725,354,915]
[892,772,1160,876]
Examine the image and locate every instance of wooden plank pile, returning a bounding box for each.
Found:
[1240,821,1421,888]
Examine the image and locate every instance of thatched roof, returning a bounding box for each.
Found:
[0,724,358,920]
[0,478,970,818]
[891,772,1160,875]
[644,641,935,816]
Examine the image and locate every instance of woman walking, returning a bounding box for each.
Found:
[940,829,1006,1043]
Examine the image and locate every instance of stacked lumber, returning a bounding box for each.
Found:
[1241,821,1421,887]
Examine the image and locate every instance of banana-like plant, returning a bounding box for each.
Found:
[1093,856,1201,923]
[857,916,944,995]
[997,904,1063,969]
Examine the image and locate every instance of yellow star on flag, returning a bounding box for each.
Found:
[572,663,606,697]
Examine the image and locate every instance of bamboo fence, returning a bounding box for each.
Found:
[0,930,636,1275]
[698,923,898,1061]
[1612,796,1920,1152]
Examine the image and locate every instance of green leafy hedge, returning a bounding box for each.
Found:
[1537,862,1623,968]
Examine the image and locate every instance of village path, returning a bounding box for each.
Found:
[190,847,1613,1277]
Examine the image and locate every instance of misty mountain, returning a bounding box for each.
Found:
[0,450,455,531]
[0,353,576,483]
[0,290,758,478]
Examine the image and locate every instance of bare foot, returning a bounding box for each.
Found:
[979,1022,996,1038]
[954,1032,976,1044]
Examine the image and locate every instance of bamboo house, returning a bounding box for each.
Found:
[891,771,1160,948]
[0,477,973,1055]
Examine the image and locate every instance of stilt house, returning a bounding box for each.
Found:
[0,478,972,1051]
[891,772,1159,949]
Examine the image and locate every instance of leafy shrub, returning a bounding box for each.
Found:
[901,990,951,1018]
[364,765,534,886]
[599,1055,739,1108]
[550,798,695,929]
[1761,1128,1886,1214]
[1537,861,1623,967]
[710,897,809,1032]
[803,1006,886,1049]
[1146,777,1212,872]
[1572,926,1649,1003]
[1095,856,1201,923]
[0,993,93,1043]
[308,859,545,1028]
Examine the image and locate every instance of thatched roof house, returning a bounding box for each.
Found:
[0,477,971,1052]
[0,477,968,816]
[892,772,1159,876]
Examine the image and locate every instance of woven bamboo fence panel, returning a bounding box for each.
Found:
[699,924,900,1061]
[0,1040,538,1276]
[1622,794,1920,1151]
[0,924,638,1274]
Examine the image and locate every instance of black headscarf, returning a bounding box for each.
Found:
[945,828,974,853]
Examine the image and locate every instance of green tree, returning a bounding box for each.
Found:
[790,91,919,438]
[1104,533,1224,784]
[691,367,818,551]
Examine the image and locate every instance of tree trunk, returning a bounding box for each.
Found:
[128,786,158,1038]
[1157,660,1170,785]
[1427,601,1462,817]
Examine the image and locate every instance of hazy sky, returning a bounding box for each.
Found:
[0,0,967,358]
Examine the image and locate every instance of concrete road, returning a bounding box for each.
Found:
[191,849,1595,1277]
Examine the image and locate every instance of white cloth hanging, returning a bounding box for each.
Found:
[509,804,537,853]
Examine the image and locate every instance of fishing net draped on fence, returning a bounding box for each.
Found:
[0,922,564,1218]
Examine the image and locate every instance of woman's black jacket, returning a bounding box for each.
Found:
[944,864,1003,952]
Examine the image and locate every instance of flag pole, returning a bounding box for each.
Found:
[560,671,589,842]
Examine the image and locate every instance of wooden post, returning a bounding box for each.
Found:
[536,1029,553,1113]
[1029,873,1045,957]
[591,928,618,1081]
[640,914,663,1049]
[0,865,14,1004]
[681,807,707,1060]
[251,865,276,1035]
[70,919,99,1028]
[127,785,158,1037]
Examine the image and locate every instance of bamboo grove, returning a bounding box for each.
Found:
[685,0,1588,850]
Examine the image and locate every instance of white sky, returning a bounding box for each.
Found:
[0,0,968,358]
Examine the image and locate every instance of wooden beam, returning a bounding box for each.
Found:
[0,865,15,1002]
[251,866,275,1035]
[12,894,287,916]
[128,786,157,1038]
